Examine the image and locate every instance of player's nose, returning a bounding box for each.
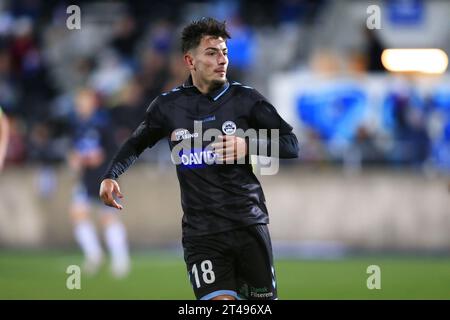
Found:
[217,52,227,65]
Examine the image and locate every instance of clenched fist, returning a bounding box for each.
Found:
[211,135,248,163]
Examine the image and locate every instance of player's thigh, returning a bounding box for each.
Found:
[236,224,277,300]
[183,235,237,300]
[70,184,91,221]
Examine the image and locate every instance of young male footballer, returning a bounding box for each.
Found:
[100,17,299,300]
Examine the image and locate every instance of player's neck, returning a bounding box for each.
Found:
[191,76,223,95]
[191,76,209,95]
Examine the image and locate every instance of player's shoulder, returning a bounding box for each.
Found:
[230,81,255,93]
[230,81,267,102]
[145,85,185,113]
[158,85,185,102]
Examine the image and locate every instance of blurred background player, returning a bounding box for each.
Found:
[0,107,9,172]
[69,88,130,278]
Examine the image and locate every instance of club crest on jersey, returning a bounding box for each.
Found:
[222,121,236,135]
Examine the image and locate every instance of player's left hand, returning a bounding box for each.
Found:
[99,179,124,210]
[212,135,247,163]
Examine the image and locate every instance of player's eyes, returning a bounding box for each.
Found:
[205,51,227,57]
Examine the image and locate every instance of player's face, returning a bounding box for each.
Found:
[75,90,97,119]
[187,36,228,88]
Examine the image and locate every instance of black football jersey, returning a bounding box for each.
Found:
[103,77,299,237]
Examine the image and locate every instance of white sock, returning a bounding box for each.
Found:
[104,221,130,277]
[74,220,102,263]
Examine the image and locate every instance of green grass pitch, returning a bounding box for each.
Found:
[0,251,449,299]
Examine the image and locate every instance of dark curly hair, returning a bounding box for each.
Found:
[181,17,231,53]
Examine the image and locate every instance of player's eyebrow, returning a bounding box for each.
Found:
[204,47,228,52]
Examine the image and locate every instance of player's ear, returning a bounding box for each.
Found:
[184,52,195,71]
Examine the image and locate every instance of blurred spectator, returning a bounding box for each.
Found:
[110,14,141,64]
[9,17,35,75]
[385,87,430,165]
[137,47,169,101]
[4,114,26,166]
[135,19,174,100]
[144,19,173,55]
[162,52,189,92]
[428,88,450,173]
[71,56,96,91]
[299,128,327,162]
[111,78,146,146]
[224,15,255,82]
[352,125,384,166]
[277,0,325,26]
[28,121,62,199]
[0,48,17,112]
[89,49,133,99]
[10,16,55,124]
[10,0,42,21]
[28,118,68,165]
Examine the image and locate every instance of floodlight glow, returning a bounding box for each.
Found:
[381,49,448,74]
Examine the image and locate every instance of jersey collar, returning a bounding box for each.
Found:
[183,76,231,101]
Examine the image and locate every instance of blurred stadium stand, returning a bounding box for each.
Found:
[0,0,449,255]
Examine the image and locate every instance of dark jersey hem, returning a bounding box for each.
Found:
[182,221,268,239]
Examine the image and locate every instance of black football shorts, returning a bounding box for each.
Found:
[182,224,278,300]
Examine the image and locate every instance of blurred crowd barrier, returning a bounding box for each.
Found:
[271,73,450,172]
[0,165,448,252]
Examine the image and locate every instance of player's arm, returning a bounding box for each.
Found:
[100,98,165,209]
[0,108,9,172]
[247,99,299,158]
[213,100,299,162]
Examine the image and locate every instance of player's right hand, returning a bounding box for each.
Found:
[99,179,124,210]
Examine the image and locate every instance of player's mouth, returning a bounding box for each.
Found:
[214,68,226,75]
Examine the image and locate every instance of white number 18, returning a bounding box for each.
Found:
[192,260,215,288]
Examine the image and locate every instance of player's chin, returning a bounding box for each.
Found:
[211,76,227,86]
